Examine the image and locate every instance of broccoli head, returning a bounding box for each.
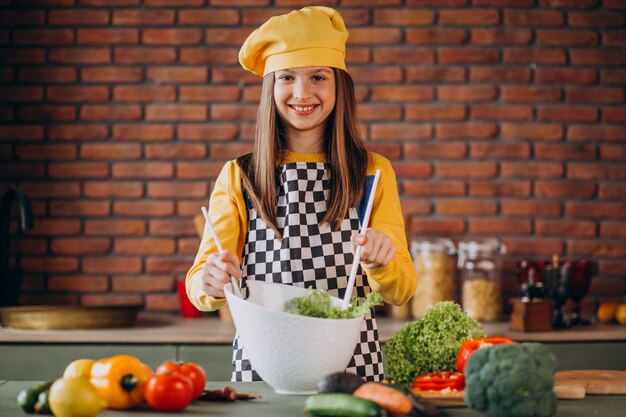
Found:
[464,342,557,417]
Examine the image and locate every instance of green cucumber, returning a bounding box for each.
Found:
[17,381,53,414]
[304,393,386,417]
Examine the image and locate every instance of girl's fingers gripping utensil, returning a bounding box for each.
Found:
[201,206,243,298]
[341,169,381,310]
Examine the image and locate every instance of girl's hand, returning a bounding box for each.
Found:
[199,250,240,299]
[351,228,396,269]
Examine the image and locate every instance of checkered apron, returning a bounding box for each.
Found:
[231,161,384,382]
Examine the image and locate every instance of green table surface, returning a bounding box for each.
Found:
[2,380,626,417]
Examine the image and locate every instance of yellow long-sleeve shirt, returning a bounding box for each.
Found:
[186,151,416,311]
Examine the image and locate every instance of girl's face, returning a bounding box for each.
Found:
[273,67,336,143]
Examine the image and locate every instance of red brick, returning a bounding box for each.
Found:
[113,9,175,25]
[0,49,45,64]
[342,0,401,7]
[604,0,626,7]
[177,124,238,141]
[49,10,109,25]
[599,184,626,199]
[81,144,141,160]
[85,219,146,235]
[603,108,626,124]
[50,200,110,217]
[51,238,110,255]
[49,124,108,141]
[0,10,45,26]
[537,106,598,122]
[19,67,77,84]
[49,275,109,292]
[410,218,465,235]
[112,162,173,179]
[600,260,626,277]
[502,161,563,178]
[146,104,206,121]
[604,32,626,47]
[436,199,497,215]
[18,105,77,122]
[568,125,626,142]
[115,48,176,64]
[437,161,497,178]
[501,200,562,216]
[406,105,466,121]
[176,162,224,180]
[49,162,110,178]
[406,66,466,83]
[535,180,596,198]
[534,143,596,160]
[600,145,626,161]
[145,144,206,160]
[0,67,12,83]
[1,163,46,179]
[407,0,467,5]
[566,201,626,218]
[569,240,626,257]
[114,201,174,217]
[371,86,431,103]
[567,87,624,104]
[349,66,403,84]
[211,67,260,84]
[601,69,626,85]
[504,10,564,26]
[471,104,532,121]
[540,0,598,7]
[388,162,432,178]
[536,68,596,85]
[536,219,596,237]
[570,49,626,66]
[12,239,47,255]
[81,0,141,5]
[147,67,207,84]
[438,86,497,101]
[436,123,497,140]
[0,87,44,102]
[112,275,173,293]
[370,123,432,141]
[149,219,196,237]
[83,257,142,274]
[78,28,138,45]
[471,28,532,45]
[211,104,258,121]
[179,86,240,103]
[475,0,532,4]
[0,107,13,120]
[113,124,173,141]
[373,48,434,64]
[113,86,175,102]
[180,48,239,64]
[536,29,598,46]
[82,66,143,83]
[358,105,402,122]
[22,182,80,198]
[82,294,143,307]
[114,238,175,255]
[13,29,74,45]
[438,48,500,64]
[22,257,79,273]
[469,218,532,234]
[146,256,193,274]
[470,143,529,159]
[30,219,81,236]
[468,181,531,197]
[569,11,624,27]
[178,8,239,25]
[405,143,466,159]
[51,48,112,64]
[48,86,109,102]
[402,181,465,199]
[601,222,626,238]
[84,182,143,198]
[374,9,434,25]
[16,144,76,160]
[82,105,141,121]
[348,28,402,45]
[147,181,207,198]
[143,29,202,45]
[501,123,563,141]
[179,238,200,254]
[502,239,564,256]
[439,9,499,25]
[568,163,626,180]
[406,28,468,45]
[504,48,566,64]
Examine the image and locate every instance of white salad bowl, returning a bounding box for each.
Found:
[224,280,364,395]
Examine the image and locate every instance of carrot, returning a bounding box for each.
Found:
[353,382,413,417]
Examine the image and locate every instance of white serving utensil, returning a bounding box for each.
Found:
[201,206,243,298]
[341,169,381,310]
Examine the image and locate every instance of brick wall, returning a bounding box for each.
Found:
[1,0,624,315]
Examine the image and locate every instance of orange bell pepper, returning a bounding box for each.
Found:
[90,355,152,409]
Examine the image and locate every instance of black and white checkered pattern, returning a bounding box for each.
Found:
[231,162,384,382]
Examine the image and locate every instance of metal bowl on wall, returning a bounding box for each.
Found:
[0,305,141,330]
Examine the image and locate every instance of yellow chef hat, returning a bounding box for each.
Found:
[238,6,348,77]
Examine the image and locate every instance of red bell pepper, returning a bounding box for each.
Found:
[456,336,514,373]
[411,371,465,392]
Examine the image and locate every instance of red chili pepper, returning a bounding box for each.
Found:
[411,371,465,392]
[456,336,515,373]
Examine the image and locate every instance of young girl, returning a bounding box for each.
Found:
[186,6,416,382]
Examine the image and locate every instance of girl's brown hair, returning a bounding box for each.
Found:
[237,68,367,238]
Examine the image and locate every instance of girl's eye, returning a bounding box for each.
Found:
[312,75,326,82]
[278,75,293,81]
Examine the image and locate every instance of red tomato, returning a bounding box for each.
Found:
[156,361,207,399]
[144,374,194,412]
[411,372,465,392]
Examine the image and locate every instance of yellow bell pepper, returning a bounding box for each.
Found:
[90,355,151,409]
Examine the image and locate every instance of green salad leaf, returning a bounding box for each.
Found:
[384,301,485,387]
[287,288,383,319]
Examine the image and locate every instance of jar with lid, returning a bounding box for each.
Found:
[410,238,456,318]
[458,239,506,322]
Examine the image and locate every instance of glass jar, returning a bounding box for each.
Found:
[458,239,506,322]
[410,238,456,318]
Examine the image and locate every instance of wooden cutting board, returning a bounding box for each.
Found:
[412,370,626,407]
